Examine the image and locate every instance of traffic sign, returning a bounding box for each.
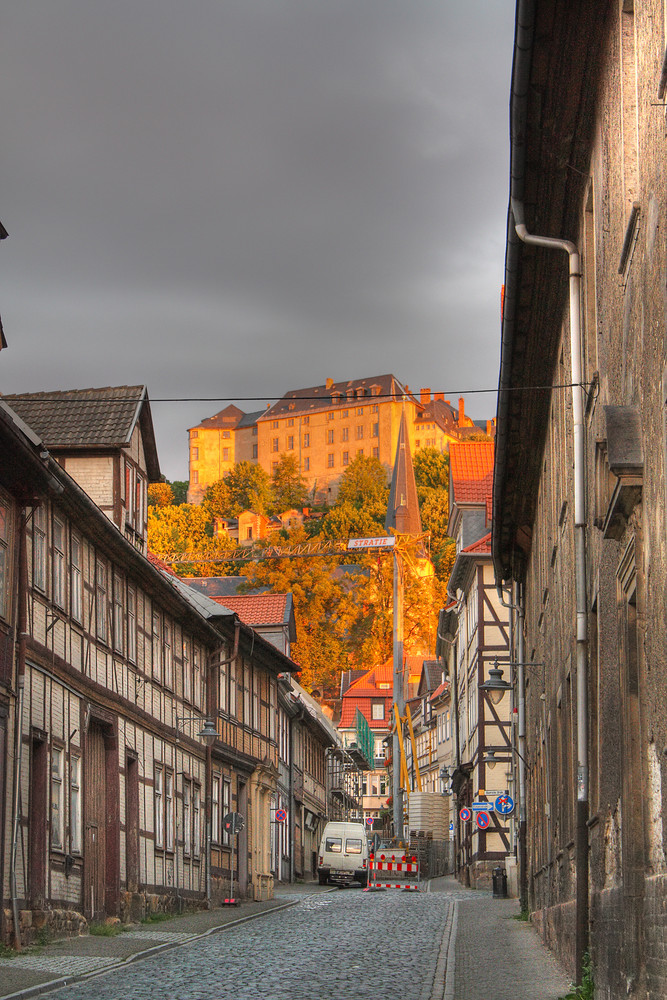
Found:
[472,801,494,812]
[365,817,374,826]
[275,808,287,823]
[475,811,491,830]
[347,536,396,550]
[459,807,471,823]
[223,811,245,835]
[495,794,515,815]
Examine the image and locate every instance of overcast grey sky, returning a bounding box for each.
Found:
[0,1,515,482]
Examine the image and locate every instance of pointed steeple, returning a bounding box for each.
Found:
[385,407,422,535]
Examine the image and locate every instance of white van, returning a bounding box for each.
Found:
[317,821,370,887]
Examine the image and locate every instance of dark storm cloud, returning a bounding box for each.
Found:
[0,1,514,478]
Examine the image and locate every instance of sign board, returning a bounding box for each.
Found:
[495,794,515,816]
[475,811,491,830]
[347,536,396,550]
[459,807,471,823]
[366,817,374,827]
[472,801,495,812]
[275,809,287,823]
[223,811,245,835]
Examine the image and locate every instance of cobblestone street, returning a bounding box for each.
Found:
[0,880,571,1000]
[42,889,450,1000]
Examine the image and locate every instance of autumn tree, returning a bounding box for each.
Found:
[202,462,273,518]
[271,453,309,513]
[337,454,389,509]
[148,481,175,507]
[169,480,189,504]
[412,448,454,583]
[147,503,234,577]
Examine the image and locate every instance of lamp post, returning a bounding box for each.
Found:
[175,715,217,904]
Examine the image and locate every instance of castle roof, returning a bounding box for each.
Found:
[259,374,415,420]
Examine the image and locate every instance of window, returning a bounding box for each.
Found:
[223,447,230,461]
[303,433,310,448]
[193,785,201,857]
[51,747,64,849]
[0,497,10,621]
[243,664,251,725]
[70,755,82,853]
[372,447,379,459]
[288,418,294,427]
[222,430,231,439]
[342,451,349,466]
[341,410,348,418]
[127,587,137,663]
[33,505,47,592]
[253,685,260,731]
[220,659,228,714]
[346,838,363,854]
[327,430,334,444]
[152,612,161,679]
[52,517,66,609]
[192,470,199,484]
[222,778,231,845]
[372,423,379,437]
[70,535,82,623]
[272,438,279,453]
[371,404,378,413]
[183,638,192,703]
[356,407,364,416]
[192,447,199,460]
[155,767,164,848]
[191,429,199,438]
[113,573,124,653]
[229,658,237,715]
[302,415,309,425]
[371,701,385,720]
[288,435,294,450]
[328,412,334,421]
[357,448,364,457]
[164,621,173,689]
[96,560,108,642]
[194,646,202,709]
[342,427,349,442]
[325,837,342,853]
[252,444,258,459]
[183,781,192,855]
[212,773,221,843]
[272,420,279,429]
[303,457,310,472]
[327,453,335,468]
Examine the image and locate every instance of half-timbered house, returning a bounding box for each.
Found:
[0,390,296,945]
[444,441,511,889]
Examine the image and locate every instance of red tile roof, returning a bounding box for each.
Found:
[210,593,290,626]
[430,680,449,701]
[450,441,495,505]
[461,531,492,555]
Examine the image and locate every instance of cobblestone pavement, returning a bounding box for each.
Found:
[24,890,452,1000]
[0,880,571,1000]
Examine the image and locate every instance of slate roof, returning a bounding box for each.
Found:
[259,374,413,420]
[385,408,422,536]
[190,404,264,432]
[5,385,160,480]
[450,441,495,505]
[183,577,272,598]
[414,397,459,429]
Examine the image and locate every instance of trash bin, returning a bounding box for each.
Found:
[492,866,508,899]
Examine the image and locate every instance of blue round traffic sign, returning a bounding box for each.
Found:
[495,794,514,815]
[459,807,472,823]
[276,809,287,823]
[475,811,491,830]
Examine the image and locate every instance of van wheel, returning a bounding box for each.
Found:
[359,875,368,888]
[318,874,328,885]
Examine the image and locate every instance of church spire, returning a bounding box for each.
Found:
[385,406,422,535]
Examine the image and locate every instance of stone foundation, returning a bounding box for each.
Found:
[3,907,88,947]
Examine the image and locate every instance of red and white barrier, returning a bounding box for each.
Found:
[364,852,421,892]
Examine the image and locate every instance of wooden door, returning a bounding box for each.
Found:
[84,723,106,919]
[125,755,139,892]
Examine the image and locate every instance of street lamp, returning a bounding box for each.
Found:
[479,660,513,704]
[482,748,531,772]
[175,715,218,745]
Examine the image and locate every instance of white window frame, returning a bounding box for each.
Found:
[155,767,164,849]
[52,516,66,609]
[113,573,124,653]
[33,505,47,593]
[96,559,108,642]
[50,747,64,850]
[127,587,137,663]
[0,496,11,622]
[70,534,82,623]
[70,754,82,853]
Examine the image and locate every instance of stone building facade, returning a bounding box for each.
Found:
[493,1,667,994]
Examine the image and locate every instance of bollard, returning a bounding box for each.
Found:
[492,866,508,899]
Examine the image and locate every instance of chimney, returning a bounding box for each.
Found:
[420,388,431,404]
[326,377,334,390]
[445,399,451,405]
[434,392,444,402]
[458,396,465,426]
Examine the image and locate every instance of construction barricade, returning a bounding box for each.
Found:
[364,851,421,892]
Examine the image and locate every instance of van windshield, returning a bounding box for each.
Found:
[345,838,363,854]
[325,837,342,853]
